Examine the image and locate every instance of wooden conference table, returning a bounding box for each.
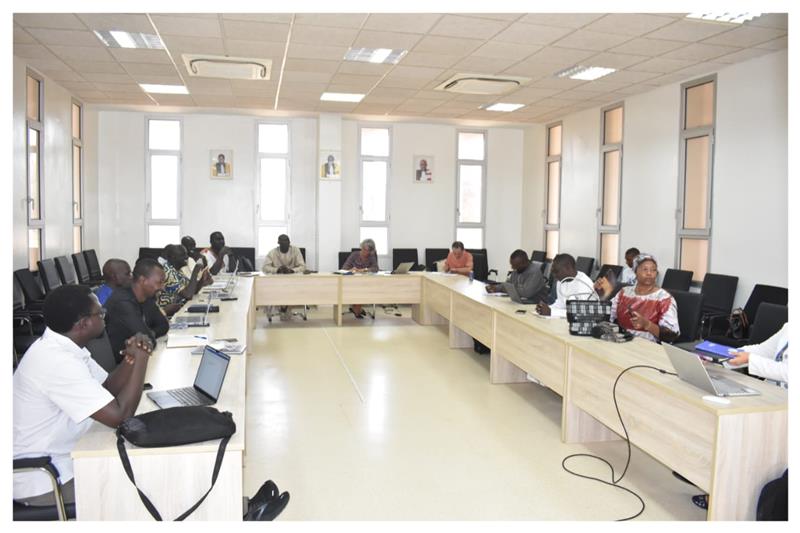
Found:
[72,276,255,520]
[73,272,786,520]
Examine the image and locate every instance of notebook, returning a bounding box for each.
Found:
[694,340,737,360]
[146,345,231,409]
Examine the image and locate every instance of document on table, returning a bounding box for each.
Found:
[167,334,208,348]
[485,292,508,297]
[191,341,246,355]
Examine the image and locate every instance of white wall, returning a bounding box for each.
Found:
[545,50,787,307]
[521,124,546,253]
[486,128,524,275]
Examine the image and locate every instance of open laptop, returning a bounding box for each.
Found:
[172,300,212,327]
[147,345,231,409]
[391,261,415,274]
[663,343,760,397]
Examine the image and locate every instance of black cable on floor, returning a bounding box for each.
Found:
[561,364,678,521]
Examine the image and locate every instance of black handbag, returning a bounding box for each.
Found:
[116,406,236,521]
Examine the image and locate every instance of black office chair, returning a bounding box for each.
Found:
[531,260,544,275]
[299,247,306,262]
[531,250,546,263]
[662,268,693,293]
[37,259,63,293]
[705,284,788,340]
[137,247,162,261]
[72,252,102,285]
[575,256,594,277]
[86,331,117,373]
[54,256,79,285]
[424,248,449,271]
[82,250,102,282]
[471,252,490,282]
[14,269,46,310]
[670,290,704,345]
[595,264,623,282]
[392,248,423,271]
[230,247,256,270]
[13,457,75,520]
[698,273,739,338]
[338,251,351,269]
[13,279,43,360]
[706,302,788,349]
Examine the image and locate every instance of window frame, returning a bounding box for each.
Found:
[455,129,488,249]
[144,116,183,246]
[26,69,45,269]
[544,121,562,259]
[675,75,717,283]
[358,124,392,259]
[72,98,84,252]
[255,120,292,260]
[597,102,624,266]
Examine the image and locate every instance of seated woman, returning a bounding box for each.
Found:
[610,254,679,343]
[342,239,379,319]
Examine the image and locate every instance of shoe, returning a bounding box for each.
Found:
[359,310,367,317]
[244,480,280,519]
[691,494,708,510]
[256,491,290,521]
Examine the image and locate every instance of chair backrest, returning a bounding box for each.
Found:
[700,273,739,317]
[596,264,623,282]
[742,284,788,323]
[531,260,544,274]
[747,303,788,346]
[471,252,489,282]
[542,259,553,280]
[86,331,117,373]
[669,290,704,343]
[13,277,25,311]
[531,250,546,263]
[71,252,91,284]
[54,256,78,285]
[338,251,351,269]
[424,248,449,271]
[575,256,594,276]
[37,259,63,293]
[83,250,102,278]
[392,248,419,270]
[137,247,162,261]
[662,268,693,292]
[299,247,306,262]
[14,269,45,303]
[230,247,256,269]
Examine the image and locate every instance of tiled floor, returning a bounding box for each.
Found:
[243,305,706,521]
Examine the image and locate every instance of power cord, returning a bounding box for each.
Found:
[561,364,678,521]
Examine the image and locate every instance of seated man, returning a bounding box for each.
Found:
[157,244,211,316]
[105,258,169,362]
[535,253,596,317]
[444,241,473,276]
[180,235,207,279]
[94,259,133,306]
[13,284,152,508]
[619,247,640,286]
[202,231,237,275]
[486,250,548,303]
[262,234,306,274]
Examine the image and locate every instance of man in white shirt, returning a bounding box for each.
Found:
[202,231,236,275]
[727,322,789,387]
[535,254,597,317]
[262,234,306,274]
[619,247,640,286]
[14,284,152,507]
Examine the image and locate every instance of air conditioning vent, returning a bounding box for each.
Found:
[182,54,272,80]
[434,73,530,95]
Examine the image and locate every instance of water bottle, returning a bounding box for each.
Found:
[469,270,474,283]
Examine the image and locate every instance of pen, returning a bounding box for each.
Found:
[193,335,207,340]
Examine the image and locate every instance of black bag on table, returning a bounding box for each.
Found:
[116,406,236,521]
[757,469,788,521]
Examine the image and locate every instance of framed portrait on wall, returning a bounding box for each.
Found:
[210,149,233,179]
[413,155,433,183]
[320,151,341,180]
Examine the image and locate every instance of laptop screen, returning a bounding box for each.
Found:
[194,345,231,400]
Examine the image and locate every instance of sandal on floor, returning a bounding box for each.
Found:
[258,491,291,521]
[691,494,708,510]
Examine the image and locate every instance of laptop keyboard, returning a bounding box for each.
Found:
[168,387,212,406]
[710,375,749,394]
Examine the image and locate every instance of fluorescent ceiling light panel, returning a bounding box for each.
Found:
[483,103,525,112]
[94,30,164,49]
[320,92,364,103]
[686,12,761,24]
[344,47,407,64]
[555,65,616,81]
[139,84,189,94]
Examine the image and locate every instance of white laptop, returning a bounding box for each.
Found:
[391,261,415,274]
[172,300,212,327]
[146,345,231,409]
[663,343,760,397]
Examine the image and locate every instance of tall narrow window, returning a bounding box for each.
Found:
[456,130,486,249]
[26,71,44,269]
[359,126,390,257]
[544,122,562,259]
[256,122,290,257]
[677,77,715,282]
[598,104,623,267]
[146,118,181,247]
[72,100,83,253]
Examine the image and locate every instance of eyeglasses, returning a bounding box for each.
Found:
[84,308,107,320]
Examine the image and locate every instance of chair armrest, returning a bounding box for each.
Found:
[14,456,61,481]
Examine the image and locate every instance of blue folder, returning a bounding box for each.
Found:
[694,340,737,359]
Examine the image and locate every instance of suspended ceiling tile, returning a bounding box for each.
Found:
[551,30,632,51]
[609,37,688,56]
[352,30,423,51]
[400,51,462,69]
[755,36,788,50]
[627,56,697,73]
[428,14,511,40]
[109,48,172,64]
[362,13,443,34]
[336,61,394,76]
[661,43,740,62]
[283,58,341,74]
[517,14,605,28]
[221,20,290,42]
[747,13,788,30]
[493,22,574,46]
[583,13,676,36]
[224,40,286,58]
[15,13,86,30]
[473,41,542,61]
[161,36,226,56]
[645,19,735,42]
[582,52,649,69]
[294,13,368,29]
[290,25,359,47]
[61,60,126,74]
[701,25,786,47]
[76,13,154,33]
[151,15,223,38]
[412,35,484,55]
[27,28,101,47]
